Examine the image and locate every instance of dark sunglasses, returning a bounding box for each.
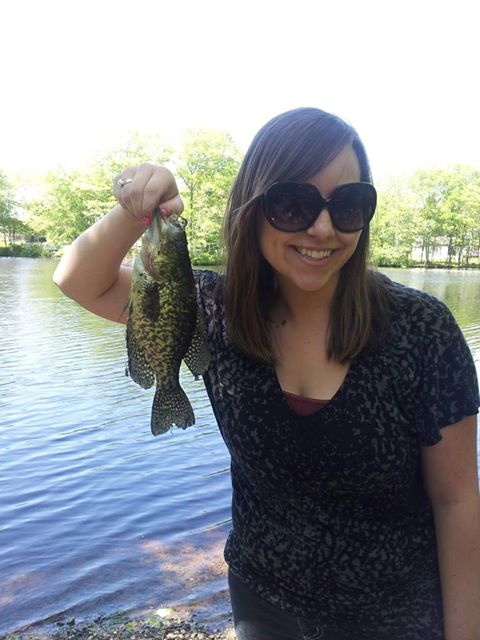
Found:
[261,181,377,233]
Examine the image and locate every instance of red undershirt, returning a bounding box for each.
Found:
[283,390,329,416]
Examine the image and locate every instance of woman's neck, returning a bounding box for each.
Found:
[272,279,336,328]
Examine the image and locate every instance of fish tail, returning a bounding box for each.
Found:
[151,386,195,436]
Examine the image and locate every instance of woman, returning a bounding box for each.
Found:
[54,108,480,640]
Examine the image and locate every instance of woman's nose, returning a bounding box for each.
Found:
[306,207,335,236]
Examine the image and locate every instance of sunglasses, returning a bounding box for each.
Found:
[261,181,377,233]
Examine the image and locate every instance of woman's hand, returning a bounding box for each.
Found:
[114,164,184,226]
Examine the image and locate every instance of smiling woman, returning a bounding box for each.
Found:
[223,111,382,366]
[53,107,480,640]
[258,146,364,301]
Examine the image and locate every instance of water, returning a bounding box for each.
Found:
[0,259,232,635]
[1,259,479,636]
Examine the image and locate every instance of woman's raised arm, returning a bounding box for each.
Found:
[53,164,183,323]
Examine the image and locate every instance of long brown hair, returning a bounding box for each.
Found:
[222,107,391,363]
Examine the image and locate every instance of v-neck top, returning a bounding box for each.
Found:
[193,269,479,639]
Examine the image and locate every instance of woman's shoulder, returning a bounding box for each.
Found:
[372,273,461,348]
[193,269,226,323]
[371,275,479,441]
[193,268,223,295]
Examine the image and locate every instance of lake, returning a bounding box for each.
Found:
[1,259,479,636]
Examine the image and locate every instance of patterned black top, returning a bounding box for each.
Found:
[194,270,479,640]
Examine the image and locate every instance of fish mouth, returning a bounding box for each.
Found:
[145,209,162,246]
[141,248,154,275]
[141,211,188,277]
[145,211,186,244]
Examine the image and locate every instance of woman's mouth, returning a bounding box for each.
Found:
[294,247,334,260]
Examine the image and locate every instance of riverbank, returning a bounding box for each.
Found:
[1,610,236,640]
[2,250,480,270]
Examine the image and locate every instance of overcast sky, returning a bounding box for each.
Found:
[2,0,479,182]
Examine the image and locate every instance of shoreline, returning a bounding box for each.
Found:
[1,610,236,640]
[2,254,480,271]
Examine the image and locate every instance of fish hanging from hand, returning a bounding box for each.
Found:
[126,210,210,435]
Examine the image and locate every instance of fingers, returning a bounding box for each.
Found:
[158,195,184,218]
[114,164,183,225]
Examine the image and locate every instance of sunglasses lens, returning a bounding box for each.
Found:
[263,182,377,233]
[263,183,318,231]
[329,184,376,232]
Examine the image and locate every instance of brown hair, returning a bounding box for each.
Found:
[222,107,390,363]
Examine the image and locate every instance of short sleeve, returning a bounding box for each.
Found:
[414,299,479,446]
[193,268,223,348]
[193,269,219,313]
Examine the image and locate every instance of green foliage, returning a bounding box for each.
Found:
[370,176,416,266]
[0,172,33,245]
[190,250,221,266]
[176,129,241,262]
[25,132,172,245]
[371,166,480,268]
[12,130,238,263]
[26,169,97,243]
[88,132,172,219]
[2,131,479,268]
[0,243,45,257]
[93,131,172,176]
[22,243,46,257]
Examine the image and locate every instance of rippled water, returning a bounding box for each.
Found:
[0,258,232,635]
[1,259,479,636]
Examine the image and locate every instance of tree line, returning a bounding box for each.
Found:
[1,132,479,267]
[372,166,480,267]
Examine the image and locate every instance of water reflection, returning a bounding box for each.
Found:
[0,259,479,635]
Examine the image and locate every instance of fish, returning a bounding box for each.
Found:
[125,211,210,435]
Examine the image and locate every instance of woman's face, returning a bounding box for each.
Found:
[258,145,363,301]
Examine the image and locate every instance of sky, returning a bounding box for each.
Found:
[2,0,479,183]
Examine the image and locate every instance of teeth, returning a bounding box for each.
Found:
[297,247,333,260]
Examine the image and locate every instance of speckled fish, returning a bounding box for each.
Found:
[126,211,210,435]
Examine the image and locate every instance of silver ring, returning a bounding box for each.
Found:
[117,177,133,188]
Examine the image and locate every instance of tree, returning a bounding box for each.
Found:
[439,166,480,266]
[369,166,480,268]
[409,168,451,264]
[175,130,241,262]
[370,177,416,266]
[26,133,172,244]
[0,172,30,245]
[410,166,480,267]
[88,131,172,219]
[27,169,99,243]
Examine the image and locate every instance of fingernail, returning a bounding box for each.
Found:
[160,207,169,217]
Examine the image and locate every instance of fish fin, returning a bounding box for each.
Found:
[126,318,155,389]
[183,307,211,378]
[151,385,195,436]
[117,298,130,323]
[131,262,161,324]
